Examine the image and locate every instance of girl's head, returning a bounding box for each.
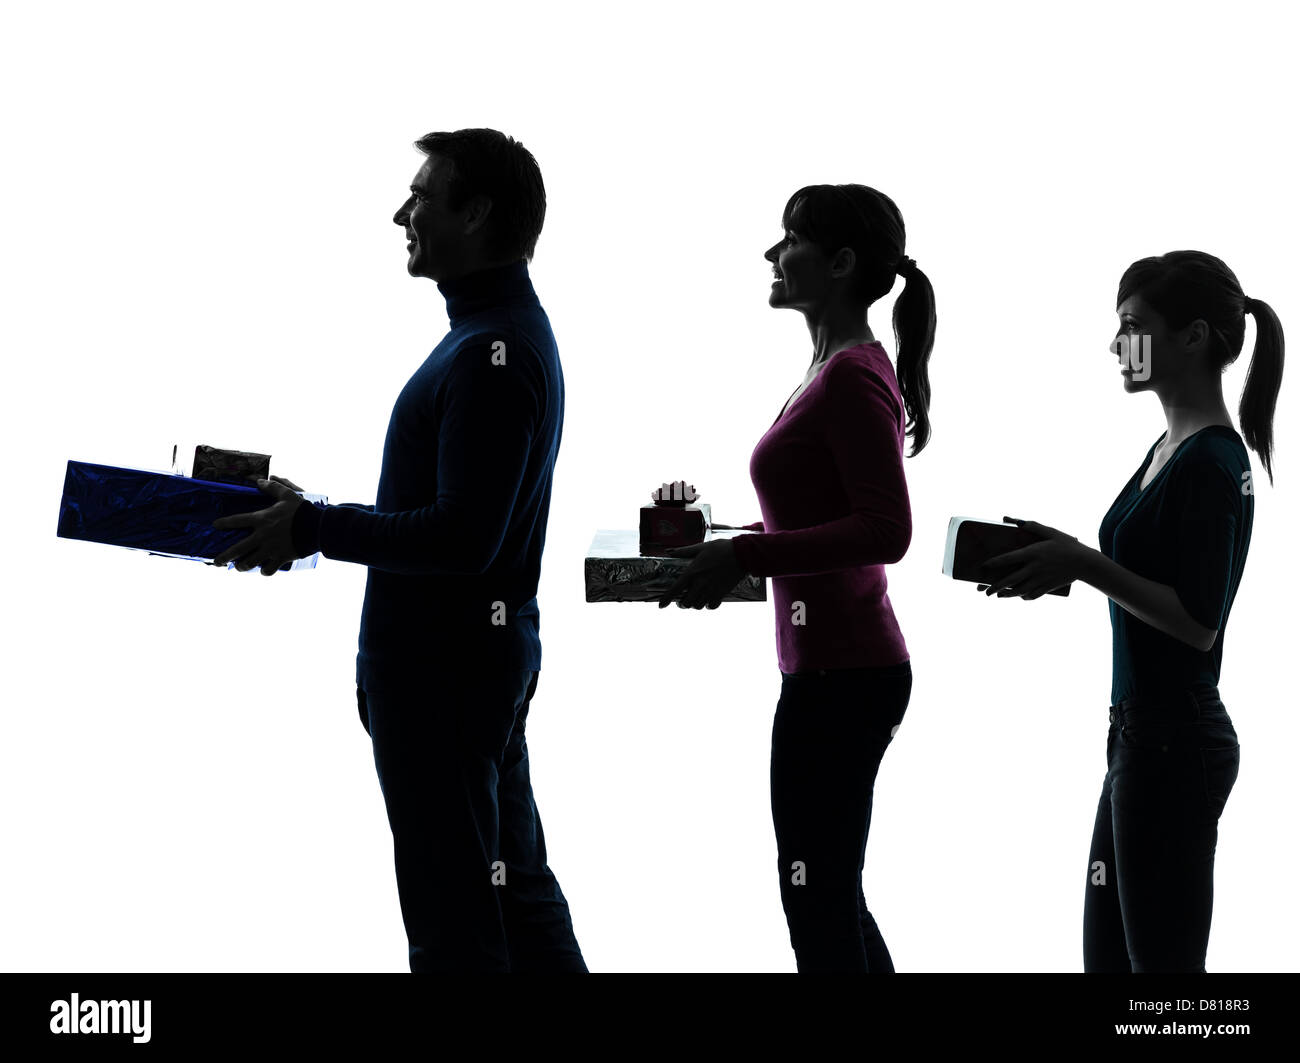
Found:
[765,184,936,456]
[1115,251,1284,482]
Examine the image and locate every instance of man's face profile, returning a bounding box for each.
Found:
[395,154,458,282]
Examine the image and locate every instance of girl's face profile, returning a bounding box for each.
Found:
[1114,292,1214,394]
[1115,294,1169,391]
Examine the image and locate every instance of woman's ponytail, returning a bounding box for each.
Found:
[1239,296,1284,484]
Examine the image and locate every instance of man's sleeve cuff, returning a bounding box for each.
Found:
[291,500,326,558]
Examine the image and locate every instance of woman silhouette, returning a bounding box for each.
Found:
[659,184,936,972]
[977,251,1284,972]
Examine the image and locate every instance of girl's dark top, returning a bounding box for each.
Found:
[1098,425,1253,705]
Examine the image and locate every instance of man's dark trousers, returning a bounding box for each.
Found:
[358,666,587,972]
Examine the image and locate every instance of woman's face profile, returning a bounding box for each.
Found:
[765,207,837,310]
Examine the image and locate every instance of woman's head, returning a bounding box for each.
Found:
[766,185,904,306]
[767,184,936,456]
[1115,251,1284,482]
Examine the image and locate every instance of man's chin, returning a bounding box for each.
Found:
[403,250,442,282]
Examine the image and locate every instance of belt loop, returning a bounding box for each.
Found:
[1187,689,1201,718]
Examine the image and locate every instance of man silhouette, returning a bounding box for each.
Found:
[212,128,585,973]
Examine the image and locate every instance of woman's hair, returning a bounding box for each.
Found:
[1117,251,1285,483]
[781,184,935,456]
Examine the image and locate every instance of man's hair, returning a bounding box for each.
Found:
[414,128,546,263]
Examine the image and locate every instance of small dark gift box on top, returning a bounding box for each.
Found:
[640,480,709,553]
[191,445,271,487]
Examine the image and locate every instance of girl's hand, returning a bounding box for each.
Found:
[977,516,1086,600]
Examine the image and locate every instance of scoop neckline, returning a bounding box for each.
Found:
[773,342,889,424]
[1137,424,1236,494]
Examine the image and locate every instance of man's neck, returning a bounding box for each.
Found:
[436,255,518,284]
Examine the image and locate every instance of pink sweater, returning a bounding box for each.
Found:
[730,342,911,673]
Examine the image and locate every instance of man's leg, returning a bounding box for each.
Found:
[364,669,524,973]
[496,671,587,972]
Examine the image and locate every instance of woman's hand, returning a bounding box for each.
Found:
[977,516,1088,600]
[658,539,748,609]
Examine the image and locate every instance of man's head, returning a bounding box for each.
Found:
[393,128,545,283]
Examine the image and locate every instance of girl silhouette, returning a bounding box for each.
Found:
[660,184,935,972]
[978,251,1283,971]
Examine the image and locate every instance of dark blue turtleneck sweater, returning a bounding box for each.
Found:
[290,259,564,691]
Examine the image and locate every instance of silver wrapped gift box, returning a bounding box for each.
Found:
[585,529,767,603]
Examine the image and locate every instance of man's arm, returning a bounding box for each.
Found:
[292,343,539,575]
[291,502,370,556]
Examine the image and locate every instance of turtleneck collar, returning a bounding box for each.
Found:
[436,258,538,328]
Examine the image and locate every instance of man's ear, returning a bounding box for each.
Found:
[461,193,494,237]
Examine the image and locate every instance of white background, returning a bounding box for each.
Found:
[3,0,1295,972]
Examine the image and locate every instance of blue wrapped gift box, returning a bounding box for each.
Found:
[56,460,328,571]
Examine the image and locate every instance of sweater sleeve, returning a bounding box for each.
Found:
[1170,452,1242,633]
[291,501,371,557]
[296,342,539,574]
[730,358,911,577]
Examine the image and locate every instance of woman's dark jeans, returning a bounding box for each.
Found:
[770,660,912,973]
[1083,685,1240,973]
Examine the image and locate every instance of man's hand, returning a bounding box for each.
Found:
[211,474,306,576]
[977,516,1085,600]
[658,539,748,609]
